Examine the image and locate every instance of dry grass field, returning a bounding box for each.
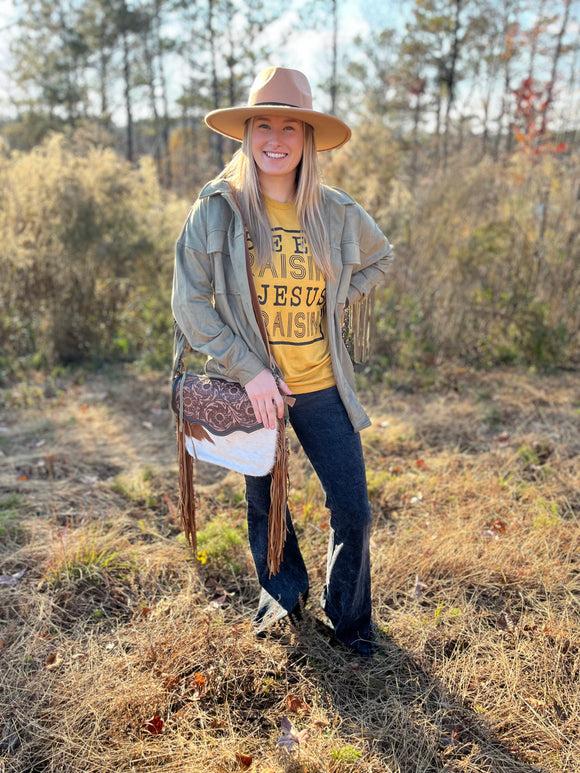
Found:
[0,366,578,773]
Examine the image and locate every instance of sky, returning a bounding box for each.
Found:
[0,0,577,130]
[0,0,410,118]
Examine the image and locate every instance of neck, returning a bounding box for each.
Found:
[257,172,296,203]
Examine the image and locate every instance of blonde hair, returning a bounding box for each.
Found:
[218,120,332,278]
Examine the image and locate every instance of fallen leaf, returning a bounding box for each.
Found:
[276,716,309,752]
[191,672,208,699]
[285,694,311,713]
[192,673,206,687]
[45,652,63,671]
[143,716,164,734]
[207,594,227,610]
[415,459,428,469]
[0,569,25,587]
[204,577,236,596]
[235,752,253,768]
[498,610,515,633]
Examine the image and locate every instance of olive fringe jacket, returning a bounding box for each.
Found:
[172,179,394,433]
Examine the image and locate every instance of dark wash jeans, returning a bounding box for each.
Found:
[245,386,373,655]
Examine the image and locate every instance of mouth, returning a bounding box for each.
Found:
[264,151,287,159]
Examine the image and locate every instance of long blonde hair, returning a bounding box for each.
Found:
[218,120,332,278]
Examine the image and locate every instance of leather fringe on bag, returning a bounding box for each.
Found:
[177,418,196,552]
[173,326,198,554]
[342,288,375,364]
[268,414,289,574]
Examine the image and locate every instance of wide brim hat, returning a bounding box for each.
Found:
[205,67,351,152]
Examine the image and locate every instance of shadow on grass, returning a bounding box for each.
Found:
[282,621,548,773]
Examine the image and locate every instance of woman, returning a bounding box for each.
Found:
[172,67,393,657]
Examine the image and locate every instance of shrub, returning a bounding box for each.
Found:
[325,144,580,372]
[0,133,188,370]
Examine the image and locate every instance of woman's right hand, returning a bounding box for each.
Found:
[245,369,292,430]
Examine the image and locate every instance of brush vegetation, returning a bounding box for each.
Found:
[0,133,578,378]
[1,366,578,772]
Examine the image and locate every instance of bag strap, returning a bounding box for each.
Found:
[230,185,292,575]
[230,190,274,362]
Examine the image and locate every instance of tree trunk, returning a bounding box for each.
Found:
[540,0,571,135]
[154,0,172,187]
[208,0,223,167]
[142,19,162,173]
[442,0,462,168]
[494,0,514,159]
[122,23,134,162]
[330,0,338,114]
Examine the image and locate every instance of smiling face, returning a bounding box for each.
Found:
[250,115,305,200]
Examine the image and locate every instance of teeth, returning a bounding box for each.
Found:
[265,152,286,158]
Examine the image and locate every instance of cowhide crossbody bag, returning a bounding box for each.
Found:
[171,371,278,476]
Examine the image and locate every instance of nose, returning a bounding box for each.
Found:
[270,127,285,146]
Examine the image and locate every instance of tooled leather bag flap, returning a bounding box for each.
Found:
[172,373,263,435]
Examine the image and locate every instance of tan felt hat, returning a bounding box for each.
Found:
[205,66,351,152]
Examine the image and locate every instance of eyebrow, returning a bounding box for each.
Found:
[254,116,302,125]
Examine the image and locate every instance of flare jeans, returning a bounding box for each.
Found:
[245,385,373,654]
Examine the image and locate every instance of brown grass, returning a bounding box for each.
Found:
[1,366,579,773]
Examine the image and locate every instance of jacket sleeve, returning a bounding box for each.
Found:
[346,204,394,305]
[171,198,266,386]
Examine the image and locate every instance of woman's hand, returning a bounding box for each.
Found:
[245,369,292,430]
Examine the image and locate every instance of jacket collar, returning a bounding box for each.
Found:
[198,178,234,200]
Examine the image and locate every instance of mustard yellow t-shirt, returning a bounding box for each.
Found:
[248,196,335,394]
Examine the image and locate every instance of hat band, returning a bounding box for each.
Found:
[252,101,304,109]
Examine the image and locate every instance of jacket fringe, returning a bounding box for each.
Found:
[343,289,375,364]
